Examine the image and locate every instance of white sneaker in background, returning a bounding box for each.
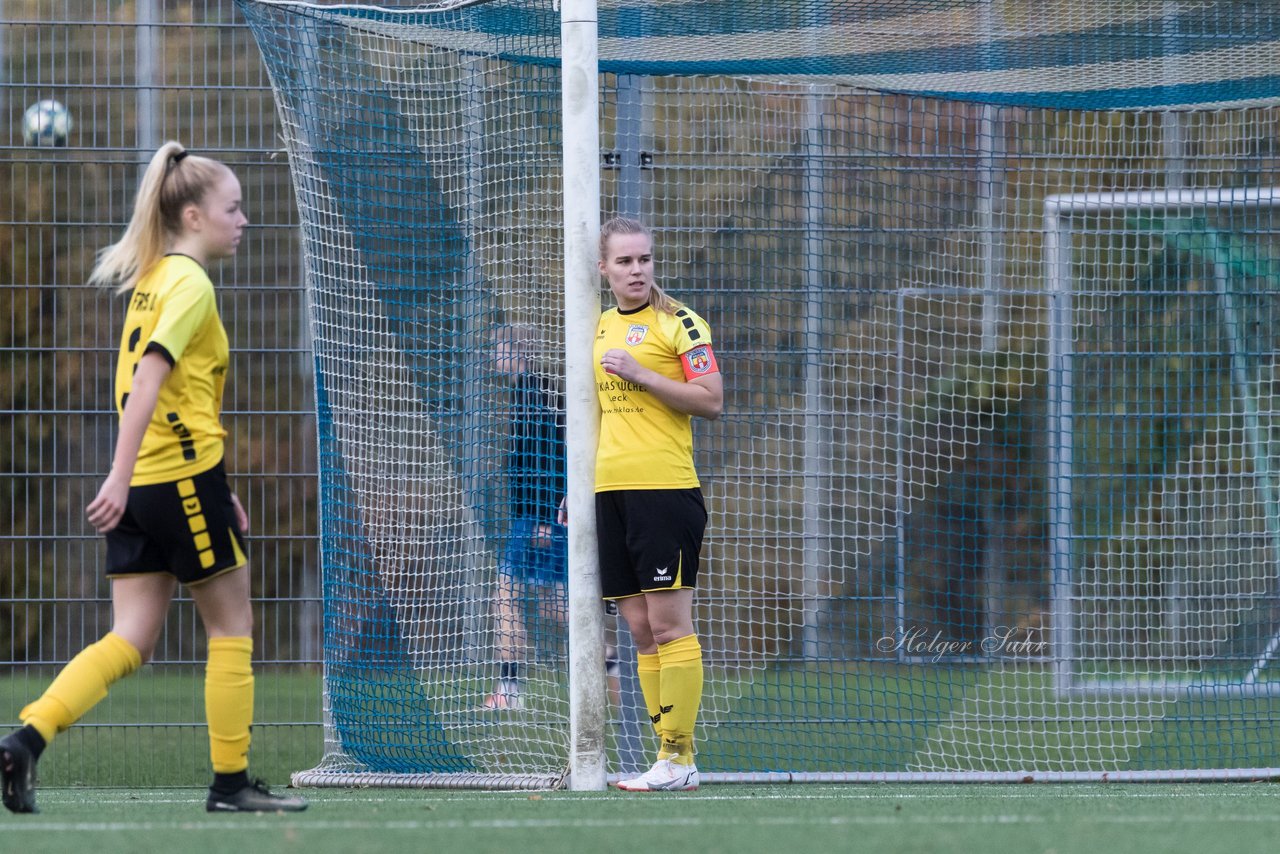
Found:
[480,681,522,711]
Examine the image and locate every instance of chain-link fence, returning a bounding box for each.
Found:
[2,1,319,786]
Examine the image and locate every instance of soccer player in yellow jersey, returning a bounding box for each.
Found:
[0,142,305,814]
[588,217,723,791]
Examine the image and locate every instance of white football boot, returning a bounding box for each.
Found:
[615,758,699,792]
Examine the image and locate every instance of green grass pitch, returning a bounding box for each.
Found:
[5,662,1280,784]
[3,784,1279,854]
[3,668,1280,852]
[0,668,321,787]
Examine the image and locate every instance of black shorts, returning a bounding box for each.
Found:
[105,461,248,586]
[596,488,706,600]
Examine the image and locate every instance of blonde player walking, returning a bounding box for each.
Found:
[0,143,306,814]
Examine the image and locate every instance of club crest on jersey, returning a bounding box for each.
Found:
[687,346,711,374]
[625,324,649,346]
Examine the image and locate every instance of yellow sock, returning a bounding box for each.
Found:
[20,632,141,744]
[657,634,703,764]
[206,636,254,774]
[636,652,671,758]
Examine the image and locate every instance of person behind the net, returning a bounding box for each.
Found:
[483,325,568,709]
[484,326,621,710]
[0,142,306,815]
[566,216,723,791]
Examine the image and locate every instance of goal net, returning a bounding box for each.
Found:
[236,0,1280,785]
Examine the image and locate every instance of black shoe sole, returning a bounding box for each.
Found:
[0,744,38,814]
[206,800,309,813]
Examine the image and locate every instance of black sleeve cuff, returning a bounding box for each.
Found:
[143,341,176,367]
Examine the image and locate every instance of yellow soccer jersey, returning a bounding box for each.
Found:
[114,254,229,485]
[594,302,718,491]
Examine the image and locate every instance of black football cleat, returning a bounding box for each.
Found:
[206,778,308,813]
[0,730,38,814]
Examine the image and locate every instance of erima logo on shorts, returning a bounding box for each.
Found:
[654,565,672,582]
[625,324,648,346]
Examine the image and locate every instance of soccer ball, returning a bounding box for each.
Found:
[22,99,72,147]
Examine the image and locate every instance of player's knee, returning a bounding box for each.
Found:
[122,635,159,664]
[650,626,690,647]
[625,622,657,650]
[110,624,162,664]
[203,607,254,638]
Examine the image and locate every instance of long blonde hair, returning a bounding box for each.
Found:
[89,141,230,294]
[599,216,680,315]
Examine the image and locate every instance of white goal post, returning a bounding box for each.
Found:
[561,0,608,791]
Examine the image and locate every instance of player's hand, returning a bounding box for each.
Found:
[557,495,568,526]
[231,493,250,534]
[86,474,130,533]
[600,348,644,383]
[532,523,554,548]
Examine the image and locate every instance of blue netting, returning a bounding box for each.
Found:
[304,0,1280,108]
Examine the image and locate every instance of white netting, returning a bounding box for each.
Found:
[237,0,1280,785]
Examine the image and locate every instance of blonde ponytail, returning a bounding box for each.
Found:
[599,216,681,315]
[89,141,230,294]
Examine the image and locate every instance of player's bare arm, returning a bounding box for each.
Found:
[86,351,172,533]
